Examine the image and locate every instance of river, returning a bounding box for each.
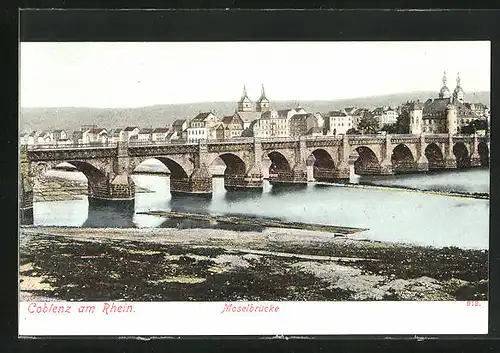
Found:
[31,165,489,250]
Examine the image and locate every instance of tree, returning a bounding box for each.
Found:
[346,128,361,135]
[460,124,475,134]
[460,119,488,134]
[357,114,379,134]
[393,110,410,134]
[380,123,398,134]
[472,119,488,132]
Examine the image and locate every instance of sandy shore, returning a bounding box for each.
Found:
[19,226,487,302]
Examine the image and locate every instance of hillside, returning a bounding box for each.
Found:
[20,91,490,132]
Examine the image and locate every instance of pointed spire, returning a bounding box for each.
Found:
[241,85,248,100]
[260,83,266,99]
[442,71,448,86]
[456,72,461,87]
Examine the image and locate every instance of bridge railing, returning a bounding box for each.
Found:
[25,142,118,150]
[127,139,197,146]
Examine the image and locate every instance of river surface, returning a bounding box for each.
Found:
[33,167,489,250]
[34,164,489,249]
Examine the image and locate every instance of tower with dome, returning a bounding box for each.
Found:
[408,71,487,135]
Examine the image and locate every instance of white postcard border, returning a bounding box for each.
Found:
[19,301,488,336]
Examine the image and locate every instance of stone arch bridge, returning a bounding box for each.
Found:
[20,133,489,222]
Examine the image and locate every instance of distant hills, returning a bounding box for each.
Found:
[20,90,490,132]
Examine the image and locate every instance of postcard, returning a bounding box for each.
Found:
[19,38,489,336]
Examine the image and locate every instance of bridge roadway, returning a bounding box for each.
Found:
[20,133,490,223]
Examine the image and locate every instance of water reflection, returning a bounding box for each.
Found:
[83,204,135,228]
[223,188,263,203]
[268,183,308,196]
[168,195,212,214]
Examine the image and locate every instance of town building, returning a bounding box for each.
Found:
[252,110,279,138]
[289,113,318,137]
[123,126,140,141]
[55,138,73,146]
[109,128,124,143]
[20,132,28,145]
[25,131,39,145]
[215,124,225,141]
[152,127,170,142]
[306,127,324,137]
[372,106,399,127]
[186,112,222,142]
[408,72,486,134]
[324,110,353,135]
[221,114,245,140]
[51,129,68,141]
[36,131,53,144]
[235,111,261,131]
[169,119,189,141]
[313,112,325,129]
[138,128,154,142]
[465,102,489,120]
[85,127,108,144]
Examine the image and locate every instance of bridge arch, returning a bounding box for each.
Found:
[130,156,191,179]
[266,151,293,176]
[391,144,415,173]
[425,143,445,170]
[453,142,470,169]
[30,160,112,206]
[478,142,489,167]
[31,160,107,185]
[352,146,380,175]
[310,148,336,181]
[214,153,247,176]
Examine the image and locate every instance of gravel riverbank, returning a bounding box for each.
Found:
[19,226,488,302]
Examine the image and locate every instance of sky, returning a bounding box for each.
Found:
[20,41,490,108]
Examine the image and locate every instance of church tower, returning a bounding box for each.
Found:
[453,72,465,103]
[438,71,451,99]
[409,101,423,135]
[255,84,270,112]
[237,85,253,112]
[446,103,458,135]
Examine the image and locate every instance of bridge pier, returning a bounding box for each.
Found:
[170,167,213,197]
[170,140,213,197]
[269,137,308,187]
[444,134,457,169]
[87,174,135,212]
[378,158,394,175]
[379,134,394,175]
[224,138,264,191]
[224,173,263,191]
[415,133,429,172]
[224,162,263,191]
[269,161,308,187]
[470,133,481,167]
[20,174,34,225]
[20,147,34,225]
[332,135,351,182]
[269,164,308,186]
